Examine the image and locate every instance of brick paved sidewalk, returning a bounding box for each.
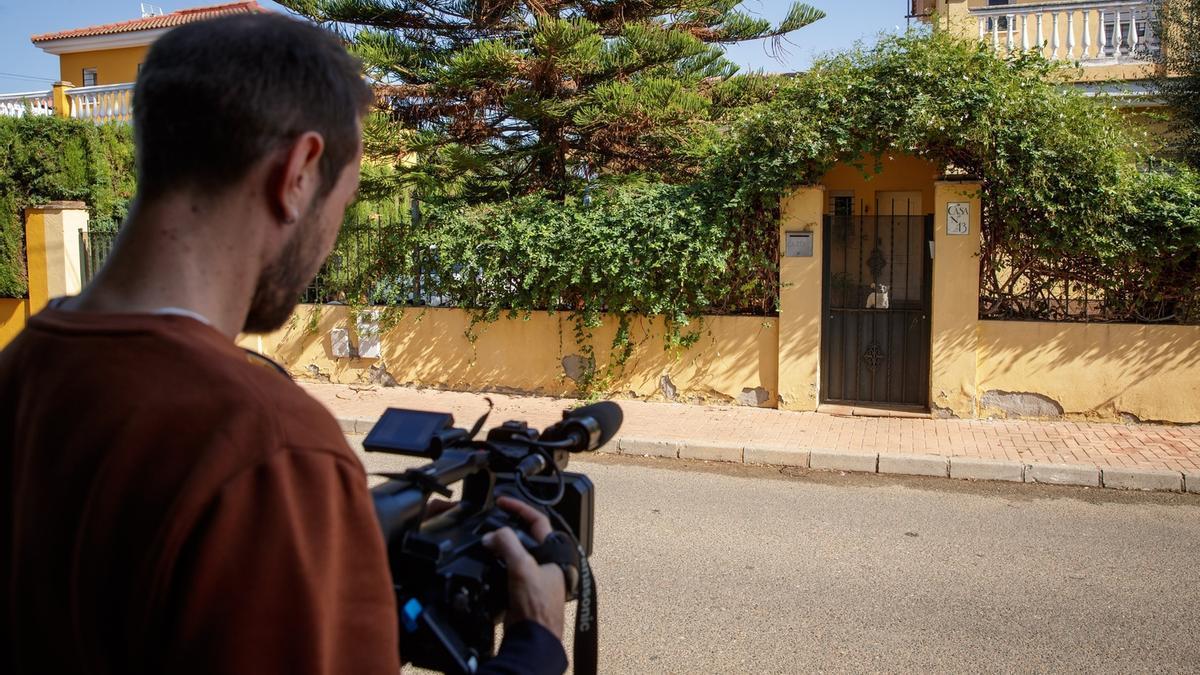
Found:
[303,382,1200,476]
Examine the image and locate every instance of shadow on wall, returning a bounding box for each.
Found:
[777,298,821,410]
[245,305,781,407]
[237,306,1200,422]
[977,321,1200,423]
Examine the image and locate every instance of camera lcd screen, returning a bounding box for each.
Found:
[363,408,455,455]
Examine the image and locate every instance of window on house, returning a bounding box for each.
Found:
[828,192,856,261]
[830,193,855,217]
[82,68,97,87]
[908,0,935,18]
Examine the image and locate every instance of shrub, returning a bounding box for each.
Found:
[0,116,135,297]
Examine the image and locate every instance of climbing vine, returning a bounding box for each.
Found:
[701,29,1199,323]
[315,29,1199,393]
[13,31,1188,391]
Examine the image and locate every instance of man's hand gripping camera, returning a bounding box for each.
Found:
[364,401,621,674]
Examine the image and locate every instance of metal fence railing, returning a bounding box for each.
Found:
[300,219,446,307]
[978,251,1198,325]
[76,218,444,307]
[79,229,119,288]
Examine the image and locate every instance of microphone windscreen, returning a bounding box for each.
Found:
[567,401,623,448]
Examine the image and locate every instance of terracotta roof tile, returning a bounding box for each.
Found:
[31,2,265,43]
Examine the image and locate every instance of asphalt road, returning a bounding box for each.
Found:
[351,440,1200,674]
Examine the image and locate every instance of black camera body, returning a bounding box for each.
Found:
[364,403,619,674]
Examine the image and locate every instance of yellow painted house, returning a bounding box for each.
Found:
[912,0,1163,86]
[30,1,265,88]
[0,2,265,121]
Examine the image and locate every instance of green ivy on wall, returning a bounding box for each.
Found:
[313,30,1200,391]
[700,29,1200,323]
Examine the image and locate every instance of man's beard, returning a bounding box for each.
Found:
[243,209,325,334]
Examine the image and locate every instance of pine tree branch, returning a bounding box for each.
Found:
[291,0,825,199]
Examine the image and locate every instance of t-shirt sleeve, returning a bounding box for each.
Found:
[159,449,400,674]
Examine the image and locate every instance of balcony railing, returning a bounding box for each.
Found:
[66,84,134,123]
[0,83,134,122]
[972,0,1160,65]
[0,90,55,117]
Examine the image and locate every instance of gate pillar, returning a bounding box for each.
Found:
[25,201,89,314]
[778,186,824,411]
[930,181,981,418]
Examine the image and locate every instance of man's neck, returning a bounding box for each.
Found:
[65,196,263,339]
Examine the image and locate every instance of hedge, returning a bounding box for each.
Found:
[0,116,135,297]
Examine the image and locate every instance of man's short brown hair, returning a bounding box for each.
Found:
[133,13,373,201]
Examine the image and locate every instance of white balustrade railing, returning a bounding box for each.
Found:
[0,90,55,118]
[67,84,134,123]
[973,0,1160,65]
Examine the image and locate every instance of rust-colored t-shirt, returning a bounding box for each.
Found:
[1,307,400,674]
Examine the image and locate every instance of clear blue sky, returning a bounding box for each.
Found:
[0,0,912,92]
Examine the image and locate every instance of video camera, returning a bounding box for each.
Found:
[363,401,622,674]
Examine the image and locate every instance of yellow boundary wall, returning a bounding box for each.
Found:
[3,168,1194,422]
[0,298,28,349]
[233,165,1200,422]
[253,163,1192,420]
[239,305,780,407]
[978,320,1200,423]
[25,202,88,315]
[243,301,1200,422]
[1,202,88,350]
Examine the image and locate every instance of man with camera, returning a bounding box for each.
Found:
[1,13,566,674]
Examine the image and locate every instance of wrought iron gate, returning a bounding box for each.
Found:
[820,211,933,408]
[78,229,118,288]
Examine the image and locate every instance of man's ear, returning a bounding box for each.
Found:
[271,131,325,226]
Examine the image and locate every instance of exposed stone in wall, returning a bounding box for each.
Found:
[304,363,331,383]
[931,403,959,419]
[980,390,1064,419]
[561,354,591,383]
[369,363,399,387]
[659,374,678,401]
[1120,411,1143,425]
[738,387,770,407]
[1108,410,1195,425]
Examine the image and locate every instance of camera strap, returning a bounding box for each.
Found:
[539,515,598,675]
[573,547,598,675]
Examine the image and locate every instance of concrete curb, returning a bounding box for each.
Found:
[339,418,1192,494]
[342,416,376,435]
[950,457,1025,483]
[810,449,878,473]
[1026,462,1101,487]
[743,445,809,468]
[679,443,743,463]
[879,453,949,478]
[338,417,359,434]
[1102,467,1184,492]
[618,438,681,459]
